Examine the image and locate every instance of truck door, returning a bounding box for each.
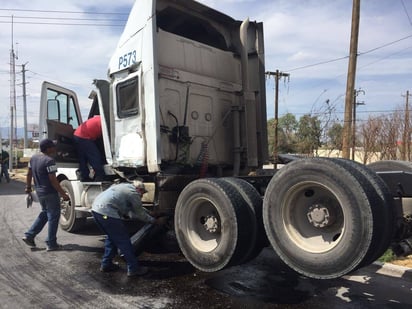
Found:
[111,72,146,168]
[39,82,82,163]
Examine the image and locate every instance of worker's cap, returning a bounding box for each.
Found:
[133,179,147,193]
[39,138,56,152]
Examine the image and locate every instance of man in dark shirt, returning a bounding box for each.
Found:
[0,149,10,183]
[22,139,69,251]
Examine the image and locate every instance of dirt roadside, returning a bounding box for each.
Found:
[389,257,412,268]
[8,168,412,269]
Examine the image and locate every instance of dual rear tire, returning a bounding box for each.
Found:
[174,178,264,272]
[175,158,396,279]
[262,158,395,279]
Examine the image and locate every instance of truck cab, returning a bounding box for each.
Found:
[39,0,267,230]
[38,0,412,280]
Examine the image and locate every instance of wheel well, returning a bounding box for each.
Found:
[57,174,68,182]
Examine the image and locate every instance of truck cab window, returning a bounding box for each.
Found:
[116,77,139,118]
[47,89,80,129]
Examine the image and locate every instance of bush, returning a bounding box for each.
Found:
[378,249,396,263]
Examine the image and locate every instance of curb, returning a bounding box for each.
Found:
[371,261,412,280]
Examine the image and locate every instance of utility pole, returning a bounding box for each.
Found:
[402,90,411,161]
[342,0,361,159]
[22,62,28,150]
[9,15,18,172]
[351,88,365,160]
[266,70,290,168]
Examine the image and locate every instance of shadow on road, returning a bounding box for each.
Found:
[142,259,195,280]
[62,243,104,253]
[27,244,103,254]
[0,180,25,196]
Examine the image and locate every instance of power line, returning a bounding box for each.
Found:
[0,21,125,27]
[0,8,129,16]
[358,33,412,56]
[0,7,128,26]
[278,109,407,122]
[0,15,127,22]
[358,44,412,70]
[27,69,88,87]
[286,56,349,72]
[401,0,412,27]
[286,33,412,72]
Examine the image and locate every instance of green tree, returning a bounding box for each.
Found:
[267,118,275,158]
[278,113,298,153]
[267,113,299,157]
[327,122,343,151]
[279,113,298,140]
[296,114,322,154]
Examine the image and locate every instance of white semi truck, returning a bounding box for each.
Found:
[38,0,412,279]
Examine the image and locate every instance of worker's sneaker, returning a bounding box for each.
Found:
[100,263,120,273]
[127,266,149,277]
[46,244,63,252]
[22,237,36,248]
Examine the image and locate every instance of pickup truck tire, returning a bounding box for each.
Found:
[263,158,374,279]
[330,159,395,267]
[175,178,254,272]
[59,180,85,232]
[221,177,267,263]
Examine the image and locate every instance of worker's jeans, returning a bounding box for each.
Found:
[25,193,61,247]
[92,211,139,273]
[73,136,105,181]
[0,163,9,182]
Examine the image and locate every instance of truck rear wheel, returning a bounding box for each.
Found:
[59,180,85,232]
[330,159,395,267]
[263,158,375,279]
[367,160,412,172]
[367,160,412,219]
[221,177,267,263]
[174,178,255,272]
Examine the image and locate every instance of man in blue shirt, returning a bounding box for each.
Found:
[92,181,167,277]
[22,139,69,251]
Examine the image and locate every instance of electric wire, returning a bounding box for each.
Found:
[0,21,125,27]
[286,33,412,72]
[0,8,128,16]
[401,0,412,27]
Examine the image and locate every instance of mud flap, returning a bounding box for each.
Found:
[130,222,168,256]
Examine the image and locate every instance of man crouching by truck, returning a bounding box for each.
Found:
[91,180,168,277]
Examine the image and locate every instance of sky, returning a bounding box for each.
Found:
[0,0,412,136]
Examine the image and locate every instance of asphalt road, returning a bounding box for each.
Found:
[1,179,412,309]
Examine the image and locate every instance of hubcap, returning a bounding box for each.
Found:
[307,204,335,228]
[202,215,219,233]
[282,182,345,253]
[184,198,222,252]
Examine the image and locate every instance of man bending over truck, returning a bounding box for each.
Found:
[92,181,168,277]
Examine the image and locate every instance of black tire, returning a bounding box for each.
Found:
[367,160,412,173]
[220,177,267,263]
[174,178,253,272]
[330,158,395,267]
[367,160,412,225]
[263,157,374,279]
[59,180,85,232]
